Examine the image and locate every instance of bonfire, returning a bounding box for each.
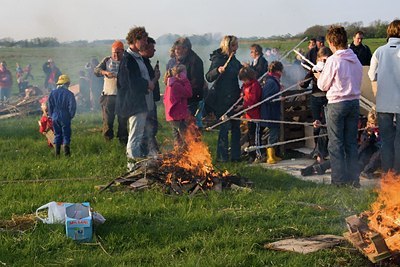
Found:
[344,172,400,263]
[99,122,250,194]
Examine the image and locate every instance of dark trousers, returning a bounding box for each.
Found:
[142,106,159,155]
[100,95,128,144]
[378,112,400,172]
[310,96,328,159]
[326,100,360,185]
[248,122,263,159]
[217,120,241,161]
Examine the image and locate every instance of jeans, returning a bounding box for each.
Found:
[0,87,11,101]
[217,120,241,161]
[127,112,147,170]
[326,100,359,185]
[378,112,400,172]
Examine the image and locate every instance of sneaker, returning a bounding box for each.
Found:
[301,166,315,176]
[247,156,255,164]
[313,164,325,175]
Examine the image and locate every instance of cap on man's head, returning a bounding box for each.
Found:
[56,74,70,85]
[112,40,124,50]
[316,36,325,43]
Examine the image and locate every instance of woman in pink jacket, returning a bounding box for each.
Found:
[163,64,192,146]
[315,26,363,188]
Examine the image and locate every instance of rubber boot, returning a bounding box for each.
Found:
[64,144,71,156]
[272,149,282,162]
[267,147,277,164]
[55,144,61,157]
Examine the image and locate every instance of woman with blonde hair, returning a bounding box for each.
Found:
[205,35,242,162]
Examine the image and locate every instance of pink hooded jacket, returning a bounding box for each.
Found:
[317,49,362,104]
[163,76,192,122]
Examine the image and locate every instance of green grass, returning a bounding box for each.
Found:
[0,110,376,266]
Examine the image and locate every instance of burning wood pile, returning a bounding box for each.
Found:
[344,172,400,263]
[0,86,43,120]
[99,124,251,195]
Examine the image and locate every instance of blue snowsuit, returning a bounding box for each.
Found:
[48,85,76,145]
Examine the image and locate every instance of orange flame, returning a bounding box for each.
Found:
[367,172,400,251]
[162,120,226,181]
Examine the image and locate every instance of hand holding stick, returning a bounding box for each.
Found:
[293,49,316,68]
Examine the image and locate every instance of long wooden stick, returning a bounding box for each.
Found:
[218,96,243,120]
[208,52,235,90]
[293,49,316,67]
[206,77,312,131]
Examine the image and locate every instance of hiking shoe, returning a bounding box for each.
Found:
[313,164,325,175]
[301,166,314,176]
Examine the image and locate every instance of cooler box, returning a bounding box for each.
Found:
[64,202,93,241]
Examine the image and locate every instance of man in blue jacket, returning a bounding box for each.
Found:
[48,74,76,156]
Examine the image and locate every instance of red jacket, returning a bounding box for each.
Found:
[242,79,261,119]
[0,68,12,88]
[163,77,192,122]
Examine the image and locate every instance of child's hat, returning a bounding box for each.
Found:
[56,74,70,85]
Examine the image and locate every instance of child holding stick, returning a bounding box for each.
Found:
[163,64,192,147]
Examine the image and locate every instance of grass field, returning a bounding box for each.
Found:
[0,42,384,266]
[0,110,376,266]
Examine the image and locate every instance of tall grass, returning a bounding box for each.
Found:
[0,109,375,266]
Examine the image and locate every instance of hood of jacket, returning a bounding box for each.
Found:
[209,48,228,62]
[334,49,360,63]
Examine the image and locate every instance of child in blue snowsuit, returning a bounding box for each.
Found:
[48,74,76,156]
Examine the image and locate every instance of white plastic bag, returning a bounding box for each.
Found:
[35,201,70,224]
[92,211,106,225]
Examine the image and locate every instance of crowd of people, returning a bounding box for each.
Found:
[5,20,400,187]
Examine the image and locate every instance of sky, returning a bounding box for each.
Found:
[2,0,400,42]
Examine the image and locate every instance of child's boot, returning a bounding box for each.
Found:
[55,144,61,156]
[272,149,282,162]
[267,148,278,164]
[64,145,71,156]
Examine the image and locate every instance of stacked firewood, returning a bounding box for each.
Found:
[97,157,252,195]
[0,86,43,120]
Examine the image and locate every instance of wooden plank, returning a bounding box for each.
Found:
[265,235,345,254]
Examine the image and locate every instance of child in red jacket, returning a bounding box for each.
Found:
[38,95,54,147]
[163,64,192,147]
[238,66,262,163]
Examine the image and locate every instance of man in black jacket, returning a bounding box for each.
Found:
[140,37,160,155]
[349,31,372,66]
[116,26,156,171]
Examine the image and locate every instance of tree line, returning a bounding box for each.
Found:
[0,20,390,48]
